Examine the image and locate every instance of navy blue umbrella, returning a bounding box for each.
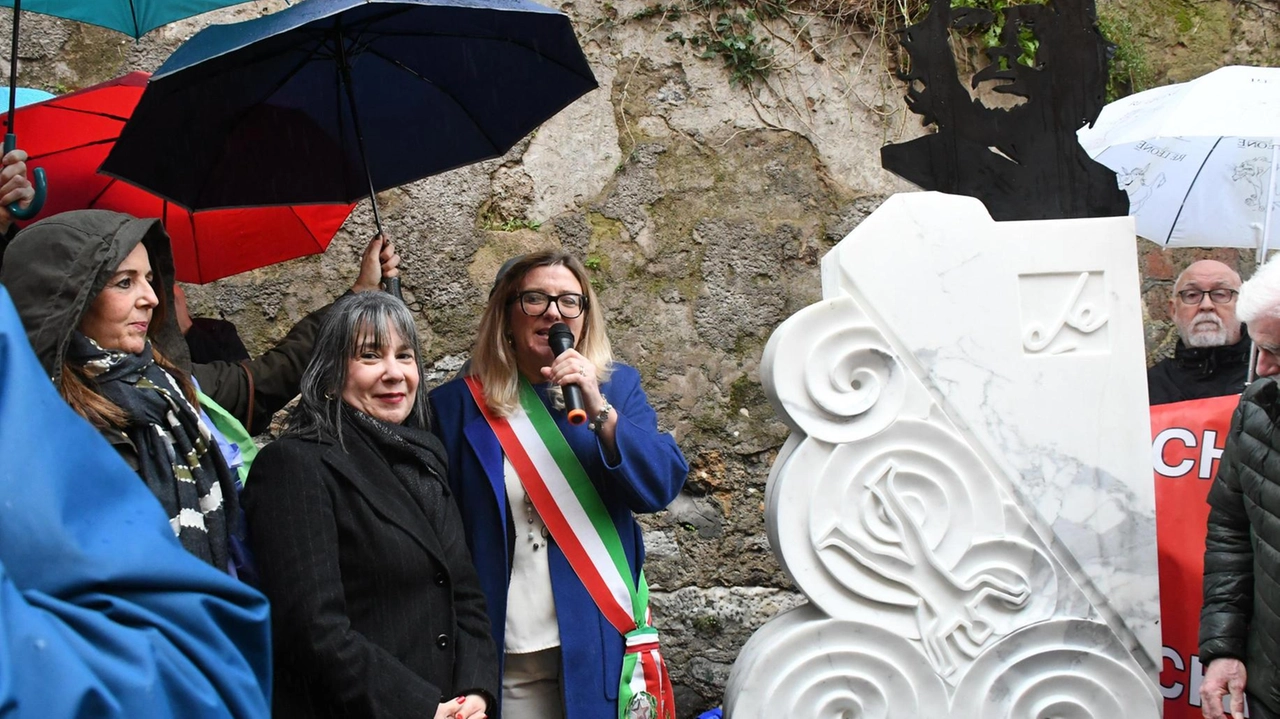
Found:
[101,0,597,229]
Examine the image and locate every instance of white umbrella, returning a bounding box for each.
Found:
[1086,135,1279,248]
[1077,65,1280,255]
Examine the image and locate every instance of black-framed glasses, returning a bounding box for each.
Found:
[514,290,588,318]
[1177,288,1238,305]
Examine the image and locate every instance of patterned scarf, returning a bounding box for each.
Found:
[67,332,236,571]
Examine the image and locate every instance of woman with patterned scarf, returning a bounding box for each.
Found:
[0,210,242,571]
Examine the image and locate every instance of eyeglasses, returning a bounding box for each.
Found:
[514,290,587,318]
[1176,289,1238,305]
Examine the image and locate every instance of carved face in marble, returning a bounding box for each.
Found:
[1170,260,1242,348]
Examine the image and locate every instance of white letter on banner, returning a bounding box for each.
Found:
[1199,430,1224,479]
[1161,645,1185,699]
[1153,428,1196,478]
[1190,655,1205,707]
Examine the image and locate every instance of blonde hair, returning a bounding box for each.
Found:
[469,251,612,416]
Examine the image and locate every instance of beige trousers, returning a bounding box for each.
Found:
[501,647,564,719]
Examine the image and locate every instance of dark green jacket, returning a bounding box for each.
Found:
[0,209,331,433]
[191,300,333,434]
[1200,377,1280,713]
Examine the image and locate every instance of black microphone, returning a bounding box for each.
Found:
[547,322,588,425]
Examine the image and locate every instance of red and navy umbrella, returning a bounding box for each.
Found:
[1,72,356,283]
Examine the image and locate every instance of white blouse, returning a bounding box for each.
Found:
[502,455,561,653]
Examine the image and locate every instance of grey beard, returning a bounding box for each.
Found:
[1182,315,1231,348]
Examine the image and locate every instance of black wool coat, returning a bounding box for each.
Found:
[243,429,498,718]
[1201,377,1280,714]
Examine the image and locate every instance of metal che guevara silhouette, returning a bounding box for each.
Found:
[880,0,1130,221]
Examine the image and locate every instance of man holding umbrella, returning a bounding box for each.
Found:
[1200,258,1280,719]
[0,148,35,257]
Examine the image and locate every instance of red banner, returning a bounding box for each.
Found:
[1152,394,1240,717]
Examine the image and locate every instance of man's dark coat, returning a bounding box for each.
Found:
[1201,377,1280,715]
[1148,334,1250,405]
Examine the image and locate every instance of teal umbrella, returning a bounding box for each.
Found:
[0,0,262,38]
[0,0,261,218]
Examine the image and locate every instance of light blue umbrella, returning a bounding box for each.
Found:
[0,0,263,218]
[12,86,51,107]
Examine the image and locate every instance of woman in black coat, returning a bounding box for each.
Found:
[243,292,498,719]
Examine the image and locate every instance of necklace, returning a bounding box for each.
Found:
[525,496,551,550]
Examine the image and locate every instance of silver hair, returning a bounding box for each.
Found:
[1238,259,1280,325]
[288,292,428,443]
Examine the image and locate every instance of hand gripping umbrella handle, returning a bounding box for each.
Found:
[383,276,402,301]
[4,133,45,220]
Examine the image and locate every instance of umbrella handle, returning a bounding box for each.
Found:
[4,133,45,220]
[383,276,402,301]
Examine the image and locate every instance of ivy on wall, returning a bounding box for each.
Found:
[1096,10,1154,100]
[627,0,1150,100]
[658,0,778,87]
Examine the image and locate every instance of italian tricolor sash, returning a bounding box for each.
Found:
[465,376,675,719]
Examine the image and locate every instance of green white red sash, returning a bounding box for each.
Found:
[465,376,675,719]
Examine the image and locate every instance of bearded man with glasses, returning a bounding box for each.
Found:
[1148,259,1248,406]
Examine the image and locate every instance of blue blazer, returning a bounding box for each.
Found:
[429,364,687,719]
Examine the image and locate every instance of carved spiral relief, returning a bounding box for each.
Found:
[761,297,906,443]
[727,613,1158,717]
[950,619,1162,717]
[770,420,1057,679]
[724,605,948,719]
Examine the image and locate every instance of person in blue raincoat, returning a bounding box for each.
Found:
[0,284,271,718]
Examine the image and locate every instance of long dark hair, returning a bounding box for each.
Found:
[287,292,429,443]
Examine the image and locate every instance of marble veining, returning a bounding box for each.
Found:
[726,192,1159,717]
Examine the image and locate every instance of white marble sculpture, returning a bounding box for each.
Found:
[724,192,1161,717]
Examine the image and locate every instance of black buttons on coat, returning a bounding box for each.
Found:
[434,572,447,586]
[436,634,450,649]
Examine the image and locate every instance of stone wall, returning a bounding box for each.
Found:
[4,0,1278,714]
